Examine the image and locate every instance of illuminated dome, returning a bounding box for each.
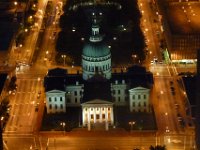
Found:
[82,13,111,80]
[82,41,110,58]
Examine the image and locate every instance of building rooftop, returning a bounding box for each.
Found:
[167,3,200,34]
[0,73,7,95]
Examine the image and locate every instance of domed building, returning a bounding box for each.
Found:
[82,17,111,80]
[44,13,154,131]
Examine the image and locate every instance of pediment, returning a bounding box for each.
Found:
[129,86,150,92]
[46,89,65,94]
[82,99,113,105]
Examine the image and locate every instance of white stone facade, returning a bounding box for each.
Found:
[111,80,127,106]
[65,82,83,106]
[45,90,66,113]
[82,99,114,130]
[129,87,150,112]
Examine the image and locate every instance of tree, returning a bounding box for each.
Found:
[0,97,10,150]
[149,145,166,150]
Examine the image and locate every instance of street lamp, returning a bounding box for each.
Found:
[60,122,66,135]
[129,121,135,132]
[132,54,137,64]
[61,55,66,66]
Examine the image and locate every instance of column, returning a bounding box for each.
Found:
[100,107,102,123]
[88,107,91,131]
[82,107,85,126]
[110,107,114,125]
[94,107,96,123]
[105,107,109,131]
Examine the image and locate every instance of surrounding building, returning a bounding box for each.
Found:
[156,0,200,62]
[44,13,154,130]
[0,73,8,101]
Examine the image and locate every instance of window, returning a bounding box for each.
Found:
[74,91,77,96]
[49,104,52,109]
[49,97,51,102]
[132,95,135,100]
[102,114,105,119]
[138,102,141,107]
[108,107,110,111]
[132,102,135,107]
[118,90,120,94]
[75,98,77,103]
[144,102,146,106]
[118,97,120,102]
[138,95,141,99]
[96,114,100,119]
[60,104,63,109]
[91,114,94,119]
[67,98,70,103]
[55,104,57,109]
[60,97,62,101]
[144,95,146,99]
[55,97,57,102]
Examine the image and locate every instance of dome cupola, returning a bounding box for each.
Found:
[82,12,111,80]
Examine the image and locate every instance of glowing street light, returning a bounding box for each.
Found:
[61,55,66,66]
[14,1,18,6]
[60,122,66,134]
[129,121,135,132]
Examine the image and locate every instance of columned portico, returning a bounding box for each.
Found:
[82,99,114,130]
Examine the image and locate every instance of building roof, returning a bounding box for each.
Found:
[47,68,67,77]
[44,72,83,92]
[44,76,66,92]
[82,74,112,103]
[0,73,7,95]
[182,76,196,106]
[82,41,110,58]
[111,65,154,88]
[167,3,200,34]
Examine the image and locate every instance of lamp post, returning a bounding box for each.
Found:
[132,54,137,64]
[60,122,66,135]
[61,55,66,66]
[129,121,135,133]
